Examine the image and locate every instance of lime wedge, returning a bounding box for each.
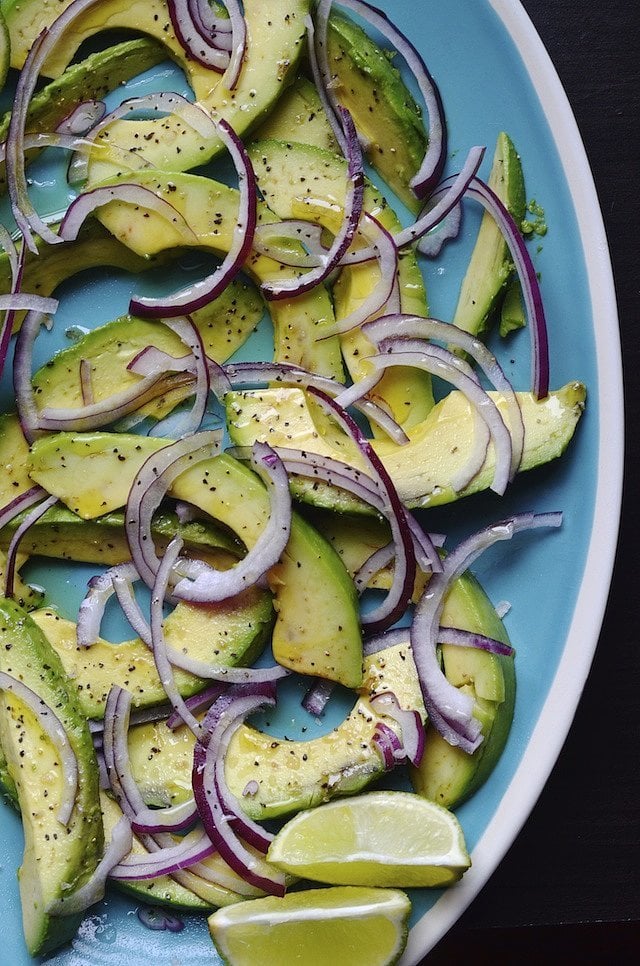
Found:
[208,886,410,966]
[267,790,471,887]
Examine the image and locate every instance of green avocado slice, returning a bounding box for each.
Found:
[0,598,104,956]
[225,383,586,510]
[253,75,339,152]
[248,138,433,429]
[126,637,425,819]
[30,591,273,720]
[325,11,428,214]
[28,432,363,688]
[452,132,527,339]
[90,168,345,380]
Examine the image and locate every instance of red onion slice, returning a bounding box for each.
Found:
[438,626,515,658]
[305,12,348,155]
[370,691,425,766]
[56,99,106,137]
[171,443,292,604]
[0,671,78,826]
[261,107,364,301]
[306,388,416,633]
[137,906,184,933]
[221,0,247,91]
[0,486,48,531]
[130,118,257,318]
[4,494,58,599]
[148,317,211,439]
[411,512,562,751]
[365,314,524,477]
[192,684,286,894]
[77,563,140,648]
[59,183,195,244]
[168,0,231,71]
[125,431,222,591]
[466,176,550,399]
[371,720,403,769]
[335,348,513,496]
[315,0,447,198]
[301,678,335,717]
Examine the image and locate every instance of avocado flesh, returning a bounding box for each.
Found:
[248,138,433,429]
[2,0,309,181]
[28,433,363,688]
[225,383,586,509]
[30,588,273,720]
[0,549,43,611]
[452,132,527,338]
[253,75,339,152]
[325,11,428,214]
[410,570,516,807]
[91,168,344,380]
[0,599,104,956]
[0,37,167,192]
[28,279,263,424]
[127,638,424,819]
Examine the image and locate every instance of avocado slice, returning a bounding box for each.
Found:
[225,383,586,510]
[1,0,307,181]
[452,132,527,338]
[28,432,363,688]
[0,598,104,955]
[247,138,433,430]
[254,75,339,152]
[30,589,273,720]
[0,37,167,192]
[126,637,424,819]
[89,168,345,380]
[410,570,516,807]
[324,10,428,214]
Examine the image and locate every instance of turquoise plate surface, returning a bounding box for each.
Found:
[0,1,622,963]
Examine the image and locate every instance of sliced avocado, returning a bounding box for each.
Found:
[0,598,104,956]
[2,0,308,181]
[91,168,344,380]
[225,383,586,509]
[30,589,272,720]
[0,37,167,192]
[452,132,527,338]
[500,277,526,337]
[0,548,44,611]
[30,589,273,720]
[410,570,516,807]
[100,792,262,912]
[0,7,9,92]
[28,432,363,688]
[253,75,338,152]
[325,10,428,213]
[28,279,263,424]
[248,138,433,429]
[0,412,33,506]
[127,638,425,819]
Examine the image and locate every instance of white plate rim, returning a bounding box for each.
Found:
[401,1,623,962]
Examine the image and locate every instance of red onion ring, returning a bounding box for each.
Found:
[370,690,425,766]
[0,486,48,531]
[438,626,515,658]
[411,512,562,752]
[168,0,231,71]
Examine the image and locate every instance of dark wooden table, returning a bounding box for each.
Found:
[423,1,640,961]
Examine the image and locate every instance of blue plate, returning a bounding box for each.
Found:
[0,1,622,963]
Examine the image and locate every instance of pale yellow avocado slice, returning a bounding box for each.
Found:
[0,599,103,956]
[248,138,434,430]
[2,0,308,177]
[30,587,273,720]
[28,433,362,688]
[91,168,344,380]
[126,637,425,819]
[225,383,586,509]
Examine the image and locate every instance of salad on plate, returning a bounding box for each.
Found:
[0,1,589,963]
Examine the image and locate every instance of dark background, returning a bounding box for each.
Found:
[424,1,640,962]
